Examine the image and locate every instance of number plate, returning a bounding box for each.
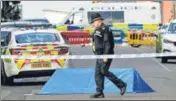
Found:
[31,62,51,68]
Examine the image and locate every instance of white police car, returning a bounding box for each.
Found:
[1,28,70,85]
[160,20,176,63]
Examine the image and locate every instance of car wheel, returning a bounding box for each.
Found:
[1,60,14,85]
[131,44,141,48]
[161,57,167,63]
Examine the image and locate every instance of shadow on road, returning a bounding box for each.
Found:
[166,61,176,64]
[5,81,47,86]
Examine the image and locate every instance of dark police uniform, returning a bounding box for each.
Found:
[92,23,126,93]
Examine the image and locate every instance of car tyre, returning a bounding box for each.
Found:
[131,44,141,48]
[1,60,14,85]
[161,57,167,63]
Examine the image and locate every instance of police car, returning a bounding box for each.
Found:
[158,20,176,63]
[1,21,54,29]
[1,28,70,85]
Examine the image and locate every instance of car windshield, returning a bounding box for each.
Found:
[15,32,60,43]
[161,25,168,30]
[168,23,176,33]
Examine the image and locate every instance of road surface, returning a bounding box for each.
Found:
[1,46,176,100]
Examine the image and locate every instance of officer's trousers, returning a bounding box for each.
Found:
[95,59,125,93]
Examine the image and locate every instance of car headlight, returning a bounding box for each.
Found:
[163,39,174,44]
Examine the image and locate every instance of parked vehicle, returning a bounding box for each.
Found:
[1,28,70,85]
[155,20,176,63]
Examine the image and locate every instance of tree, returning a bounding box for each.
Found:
[1,1,21,22]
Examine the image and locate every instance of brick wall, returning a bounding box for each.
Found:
[162,1,174,23]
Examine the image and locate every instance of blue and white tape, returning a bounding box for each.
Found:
[1,52,176,59]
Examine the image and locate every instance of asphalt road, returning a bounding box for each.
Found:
[1,45,176,100]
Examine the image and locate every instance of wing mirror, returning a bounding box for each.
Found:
[1,40,6,46]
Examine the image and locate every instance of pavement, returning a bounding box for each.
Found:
[1,45,176,100]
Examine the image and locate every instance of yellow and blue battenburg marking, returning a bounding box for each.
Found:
[6,44,66,69]
[56,23,159,46]
[56,23,159,34]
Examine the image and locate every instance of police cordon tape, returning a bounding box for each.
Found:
[1,52,176,59]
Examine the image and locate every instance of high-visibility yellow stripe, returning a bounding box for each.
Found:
[22,51,30,55]
[143,24,159,31]
[113,23,129,34]
[30,58,38,63]
[50,50,58,55]
[84,26,95,35]
[47,44,54,50]
[4,47,12,63]
[56,25,68,31]
[113,23,128,29]
[26,45,33,50]
[16,59,25,69]
[57,58,65,67]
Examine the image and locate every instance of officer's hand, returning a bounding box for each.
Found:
[89,43,94,49]
[103,58,108,63]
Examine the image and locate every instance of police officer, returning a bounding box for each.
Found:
[90,13,127,98]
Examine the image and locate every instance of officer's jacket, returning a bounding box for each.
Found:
[92,24,114,55]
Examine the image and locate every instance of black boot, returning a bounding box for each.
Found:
[120,83,127,96]
[90,92,105,98]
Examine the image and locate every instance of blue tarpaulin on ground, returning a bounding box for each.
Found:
[39,68,154,95]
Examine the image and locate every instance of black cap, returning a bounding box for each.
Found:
[91,13,104,23]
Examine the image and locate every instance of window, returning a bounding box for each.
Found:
[161,25,168,30]
[112,11,124,23]
[1,31,11,46]
[65,12,83,25]
[87,11,124,24]
[168,23,176,33]
[73,12,83,24]
[15,32,60,43]
[1,31,9,40]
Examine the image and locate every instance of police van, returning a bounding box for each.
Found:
[44,1,161,31]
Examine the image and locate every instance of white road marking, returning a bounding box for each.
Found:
[152,58,171,72]
[24,93,34,96]
[134,47,171,72]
